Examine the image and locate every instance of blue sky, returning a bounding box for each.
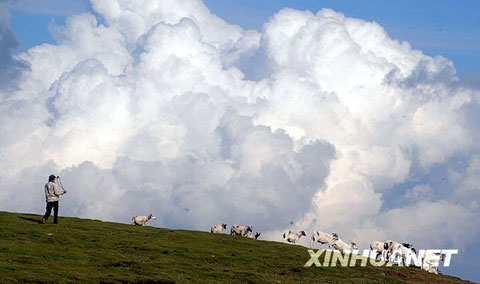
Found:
[8,0,480,76]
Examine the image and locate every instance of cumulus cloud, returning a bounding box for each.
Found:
[1,1,480,275]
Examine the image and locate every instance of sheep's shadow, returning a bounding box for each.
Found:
[19,216,42,224]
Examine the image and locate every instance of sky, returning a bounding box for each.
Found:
[7,0,480,76]
[1,0,480,282]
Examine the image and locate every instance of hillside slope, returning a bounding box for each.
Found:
[0,211,474,283]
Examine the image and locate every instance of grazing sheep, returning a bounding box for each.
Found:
[131,214,156,226]
[420,251,445,274]
[246,232,261,240]
[211,223,227,234]
[383,240,395,261]
[283,230,307,244]
[230,225,252,236]
[370,241,388,260]
[331,237,358,253]
[385,240,416,265]
[310,231,338,249]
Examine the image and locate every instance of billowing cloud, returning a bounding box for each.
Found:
[1,0,480,276]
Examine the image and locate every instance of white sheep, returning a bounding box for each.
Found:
[370,241,388,260]
[385,240,416,265]
[420,251,445,274]
[331,237,358,253]
[210,223,227,234]
[230,225,252,236]
[310,231,338,249]
[131,213,156,226]
[283,230,306,244]
[246,232,261,240]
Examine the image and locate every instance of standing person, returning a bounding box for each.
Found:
[41,175,67,224]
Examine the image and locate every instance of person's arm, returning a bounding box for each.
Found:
[53,183,66,196]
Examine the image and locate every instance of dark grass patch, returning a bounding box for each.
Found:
[100,260,139,268]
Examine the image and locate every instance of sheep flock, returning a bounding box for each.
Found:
[130,215,444,275]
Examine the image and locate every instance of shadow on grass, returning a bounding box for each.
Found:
[119,281,175,284]
[18,216,42,224]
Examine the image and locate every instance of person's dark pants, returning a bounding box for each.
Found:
[43,201,59,224]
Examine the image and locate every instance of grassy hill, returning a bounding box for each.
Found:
[0,211,474,284]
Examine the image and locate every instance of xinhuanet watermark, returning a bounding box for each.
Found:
[304,249,458,268]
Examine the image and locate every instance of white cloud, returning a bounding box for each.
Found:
[1,0,480,265]
[375,200,479,248]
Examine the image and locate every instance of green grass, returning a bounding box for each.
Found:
[0,211,474,283]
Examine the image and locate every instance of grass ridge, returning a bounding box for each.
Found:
[0,211,474,284]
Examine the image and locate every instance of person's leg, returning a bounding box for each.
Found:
[42,202,54,223]
[53,201,59,224]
